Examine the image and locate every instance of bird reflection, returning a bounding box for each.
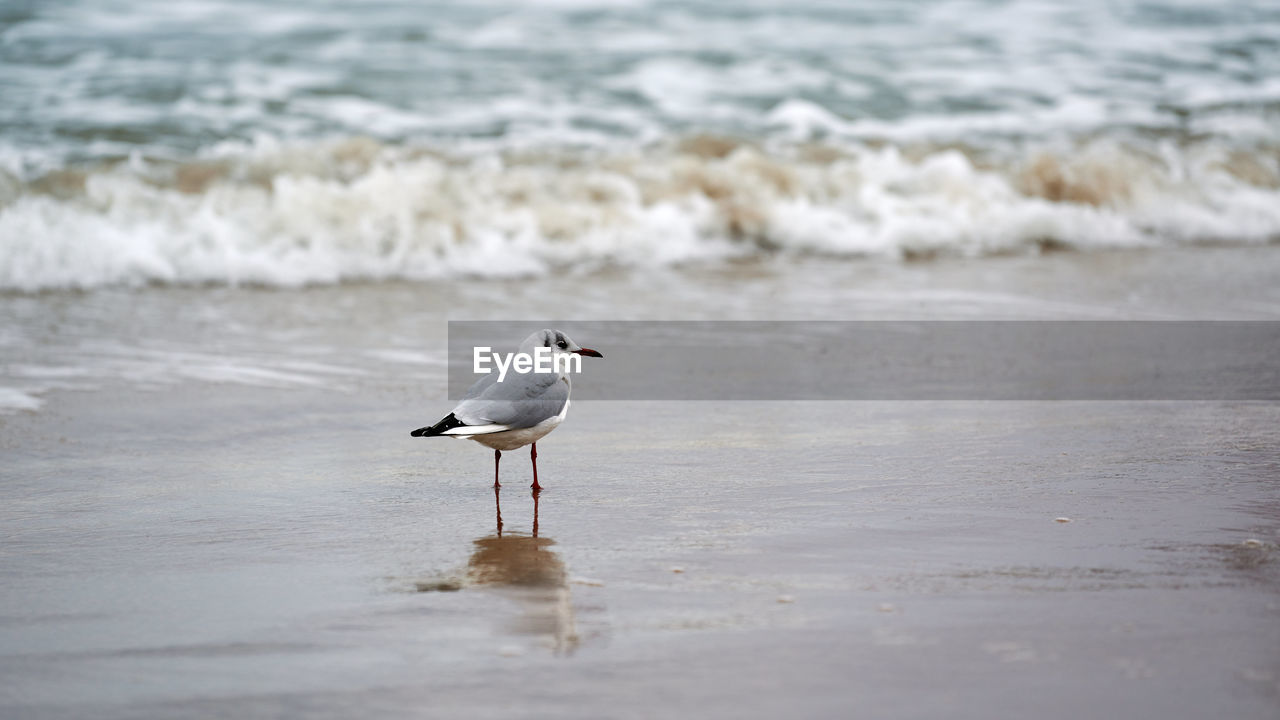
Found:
[469,489,578,654]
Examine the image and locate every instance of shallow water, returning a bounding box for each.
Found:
[4,247,1280,414]
[2,249,1278,718]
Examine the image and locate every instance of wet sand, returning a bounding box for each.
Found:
[2,247,1279,718]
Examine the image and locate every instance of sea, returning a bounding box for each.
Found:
[1,0,1278,292]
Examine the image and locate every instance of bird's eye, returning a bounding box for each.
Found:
[556,340,568,349]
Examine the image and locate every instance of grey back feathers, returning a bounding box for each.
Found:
[452,329,579,430]
[453,371,568,430]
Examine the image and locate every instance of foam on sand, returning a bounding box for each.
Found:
[0,387,44,413]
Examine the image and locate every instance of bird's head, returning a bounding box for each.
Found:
[522,329,603,359]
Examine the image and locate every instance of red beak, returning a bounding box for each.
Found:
[573,348,603,358]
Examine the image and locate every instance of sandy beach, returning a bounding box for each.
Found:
[2,248,1278,719]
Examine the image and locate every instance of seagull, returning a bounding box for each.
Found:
[411,329,603,491]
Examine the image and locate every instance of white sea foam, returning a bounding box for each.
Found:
[1,137,1277,291]
[0,387,44,413]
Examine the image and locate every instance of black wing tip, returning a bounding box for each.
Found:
[411,412,466,438]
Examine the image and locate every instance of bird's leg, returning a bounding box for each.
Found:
[493,449,501,489]
[530,442,541,491]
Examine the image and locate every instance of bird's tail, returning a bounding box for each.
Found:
[410,413,467,437]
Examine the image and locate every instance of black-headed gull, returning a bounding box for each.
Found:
[411,329,602,491]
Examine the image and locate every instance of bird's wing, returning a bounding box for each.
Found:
[450,371,569,431]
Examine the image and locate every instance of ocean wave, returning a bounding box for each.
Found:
[6,0,1280,177]
[1,136,1278,291]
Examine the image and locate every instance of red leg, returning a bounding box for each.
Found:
[493,449,501,489]
[530,442,541,491]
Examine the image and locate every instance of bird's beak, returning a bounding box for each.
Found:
[573,348,603,358]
